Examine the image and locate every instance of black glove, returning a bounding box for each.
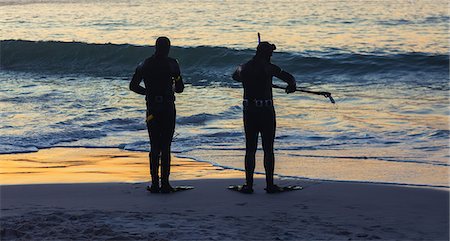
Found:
[285,84,296,94]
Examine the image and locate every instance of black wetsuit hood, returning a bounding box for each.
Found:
[255,41,276,62]
[155,36,171,57]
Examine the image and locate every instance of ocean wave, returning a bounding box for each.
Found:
[377,15,450,26]
[429,130,450,139]
[176,105,241,126]
[0,129,107,154]
[176,113,220,126]
[82,118,146,131]
[1,40,448,83]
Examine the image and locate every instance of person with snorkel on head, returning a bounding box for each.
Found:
[232,39,297,193]
[130,37,184,193]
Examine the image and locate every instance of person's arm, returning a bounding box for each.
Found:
[272,64,296,93]
[172,59,184,93]
[129,64,146,95]
[232,65,243,82]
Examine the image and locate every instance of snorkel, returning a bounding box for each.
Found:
[255,33,276,62]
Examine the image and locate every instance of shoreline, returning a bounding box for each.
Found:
[0,147,448,190]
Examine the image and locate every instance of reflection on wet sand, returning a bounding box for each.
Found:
[0,148,249,185]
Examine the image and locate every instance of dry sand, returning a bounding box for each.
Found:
[1,148,449,240]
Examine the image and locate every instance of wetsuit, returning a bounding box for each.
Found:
[233,52,295,190]
[130,54,184,190]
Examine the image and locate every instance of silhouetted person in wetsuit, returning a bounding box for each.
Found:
[232,41,296,193]
[130,37,184,193]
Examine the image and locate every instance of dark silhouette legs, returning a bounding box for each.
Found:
[147,106,175,193]
[160,143,172,186]
[149,152,159,185]
[244,108,276,190]
[261,128,275,187]
[244,131,257,187]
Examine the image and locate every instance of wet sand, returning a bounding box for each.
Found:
[0,148,246,185]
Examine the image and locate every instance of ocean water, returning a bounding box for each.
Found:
[1,0,449,187]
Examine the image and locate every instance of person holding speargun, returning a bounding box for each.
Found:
[232,36,297,194]
[130,37,185,193]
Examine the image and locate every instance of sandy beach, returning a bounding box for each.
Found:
[1,148,448,240]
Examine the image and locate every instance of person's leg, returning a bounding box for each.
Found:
[147,111,162,191]
[244,109,258,188]
[261,107,276,188]
[160,106,176,192]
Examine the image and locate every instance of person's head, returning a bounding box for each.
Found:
[155,36,171,57]
[255,41,276,61]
